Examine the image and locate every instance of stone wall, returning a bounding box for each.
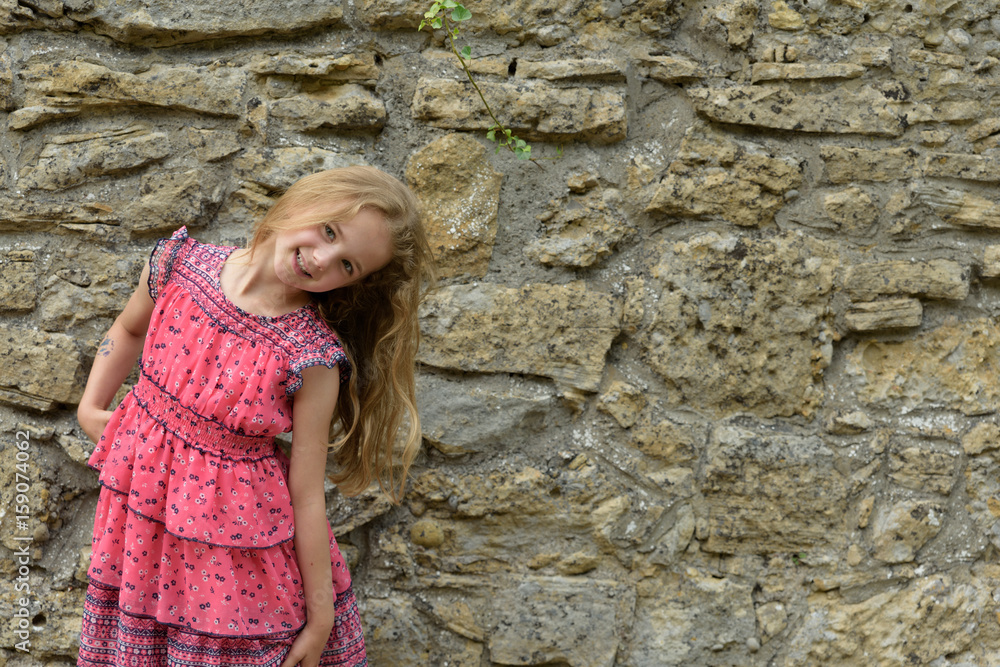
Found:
[4,0,1000,665]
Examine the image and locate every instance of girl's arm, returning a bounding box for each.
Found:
[77,262,156,443]
[280,363,342,667]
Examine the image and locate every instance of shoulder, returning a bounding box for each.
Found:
[286,312,352,394]
[148,226,233,299]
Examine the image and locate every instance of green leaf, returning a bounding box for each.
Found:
[418,19,426,30]
[495,144,502,154]
[429,1,441,13]
[451,5,472,21]
[486,128,496,141]
[442,0,458,6]
[461,45,471,58]
[515,139,527,148]
[431,17,442,28]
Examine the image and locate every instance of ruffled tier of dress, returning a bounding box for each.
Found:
[86,379,352,638]
[90,379,294,549]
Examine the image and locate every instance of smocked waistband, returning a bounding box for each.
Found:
[131,380,276,460]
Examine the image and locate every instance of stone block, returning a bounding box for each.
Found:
[249,52,378,80]
[126,168,226,235]
[516,58,623,80]
[688,85,904,136]
[0,256,37,312]
[924,153,1000,182]
[848,319,1000,414]
[984,245,1000,277]
[844,298,923,332]
[66,0,343,45]
[872,500,944,563]
[822,187,878,232]
[405,134,502,279]
[418,282,622,392]
[909,48,965,68]
[642,232,836,417]
[18,126,170,191]
[527,188,630,267]
[597,380,645,428]
[269,85,386,132]
[634,54,703,82]
[0,198,119,231]
[11,61,246,129]
[411,77,627,143]
[784,576,984,666]
[751,62,866,82]
[232,147,366,191]
[0,325,81,406]
[700,424,848,554]
[705,0,758,47]
[914,184,1000,229]
[843,259,969,300]
[768,1,804,29]
[821,146,920,183]
[628,570,755,666]
[415,372,553,456]
[889,444,958,494]
[39,248,142,331]
[629,415,701,466]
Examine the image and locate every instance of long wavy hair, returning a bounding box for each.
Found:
[249,165,435,503]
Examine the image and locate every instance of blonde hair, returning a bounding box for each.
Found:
[250,165,435,503]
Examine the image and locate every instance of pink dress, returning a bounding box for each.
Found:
[77,228,367,667]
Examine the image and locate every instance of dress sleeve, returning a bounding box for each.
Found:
[147,226,190,301]
[287,332,352,395]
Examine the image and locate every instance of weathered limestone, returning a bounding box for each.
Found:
[0,197,120,231]
[642,232,836,417]
[821,146,921,183]
[516,58,624,81]
[822,187,878,233]
[751,62,866,82]
[126,169,226,235]
[924,152,1000,182]
[405,134,503,279]
[0,253,36,311]
[11,61,246,129]
[249,52,378,81]
[66,1,343,45]
[687,85,904,136]
[418,283,622,392]
[848,319,1000,414]
[843,259,969,300]
[527,189,630,267]
[18,126,170,191]
[647,128,802,227]
[268,85,387,132]
[411,77,627,143]
[705,0,758,47]
[700,425,848,554]
[232,147,366,191]
[415,373,554,456]
[634,54,703,82]
[984,245,1000,277]
[39,248,141,330]
[889,444,957,494]
[844,299,923,331]
[0,325,81,407]
[629,571,754,666]
[914,184,1000,229]
[597,380,646,428]
[784,576,985,666]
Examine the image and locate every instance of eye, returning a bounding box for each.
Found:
[324,224,336,240]
[342,259,353,275]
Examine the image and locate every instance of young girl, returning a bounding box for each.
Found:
[75,165,433,667]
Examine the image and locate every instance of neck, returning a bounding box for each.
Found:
[223,240,311,317]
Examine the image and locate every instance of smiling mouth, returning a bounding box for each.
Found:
[296,250,312,278]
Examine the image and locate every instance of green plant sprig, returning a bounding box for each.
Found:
[419,1,561,164]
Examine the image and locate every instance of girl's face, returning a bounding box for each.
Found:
[272,206,393,294]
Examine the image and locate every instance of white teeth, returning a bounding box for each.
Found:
[297,251,311,277]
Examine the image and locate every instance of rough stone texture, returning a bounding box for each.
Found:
[12,61,245,129]
[19,127,170,191]
[647,126,802,227]
[701,425,848,555]
[526,188,630,267]
[66,1,343,45]
[844,299,923,332]
[688,85,905,136]
[9,1,1000,664]
[418,283,622,392]
[642,232,836,417]
[412,78,627,143]
[405,134,503,279]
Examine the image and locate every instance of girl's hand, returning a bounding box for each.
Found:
[78,405,114,444]
[279,620,334,667]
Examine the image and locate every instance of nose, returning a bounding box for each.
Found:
[312,244,337,273]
